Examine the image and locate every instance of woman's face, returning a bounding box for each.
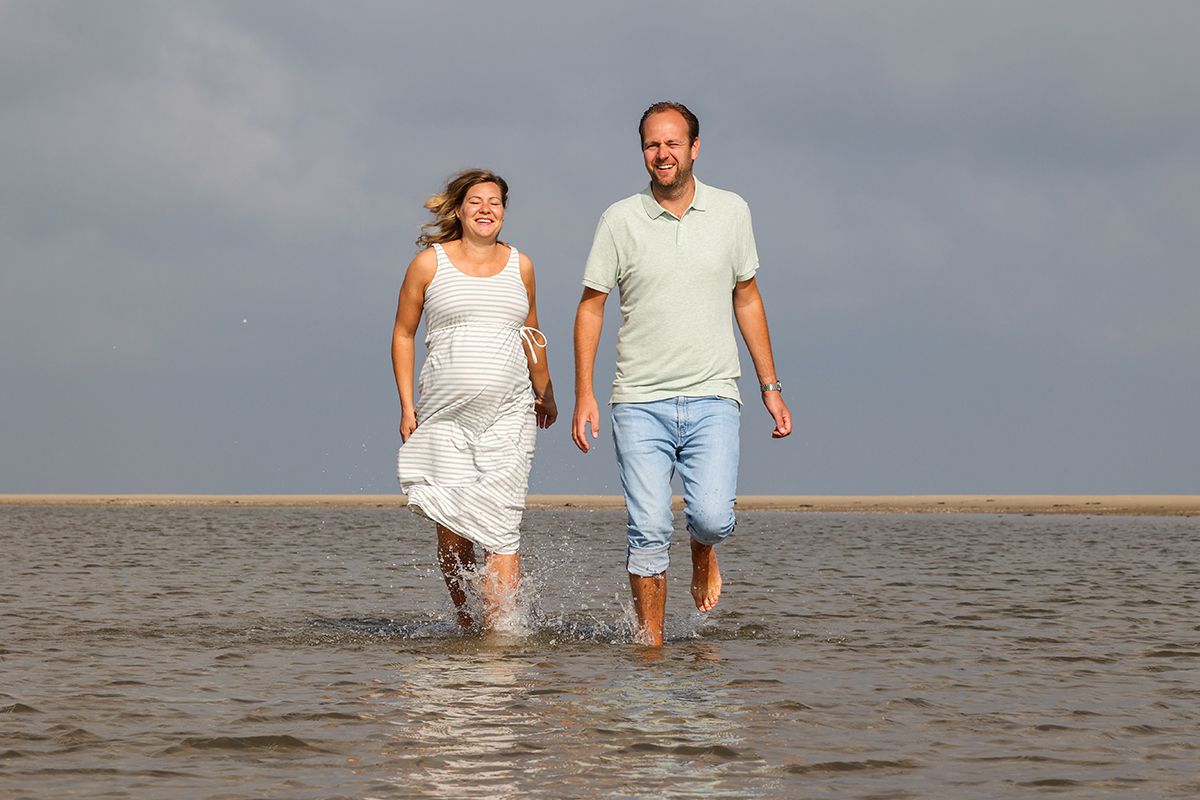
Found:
[458,181,505,240]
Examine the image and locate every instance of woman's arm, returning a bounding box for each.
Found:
[392,249,436,441]
[520,253,557,429]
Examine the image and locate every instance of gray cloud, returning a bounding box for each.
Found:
[2,1,1197,494]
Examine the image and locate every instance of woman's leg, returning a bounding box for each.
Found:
[436,524,476,629]
[481,551,521,629]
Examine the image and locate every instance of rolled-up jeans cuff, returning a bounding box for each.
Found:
[626,542,671,577]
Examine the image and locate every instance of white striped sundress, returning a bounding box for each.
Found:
[397,243,539,554]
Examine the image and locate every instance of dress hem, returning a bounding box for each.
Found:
[405,492,523,555]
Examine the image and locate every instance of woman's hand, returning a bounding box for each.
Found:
[399,409,418,442]
[535,389,558,429]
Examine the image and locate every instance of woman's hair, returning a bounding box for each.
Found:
[416,168,509,247]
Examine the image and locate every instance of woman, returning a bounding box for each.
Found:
[392,168,557,630]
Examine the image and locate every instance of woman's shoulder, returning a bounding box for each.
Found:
[405,246,439,284]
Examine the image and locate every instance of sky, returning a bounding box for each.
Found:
[2,1,1198,495]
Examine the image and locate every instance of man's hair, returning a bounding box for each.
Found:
[638,101,699,145]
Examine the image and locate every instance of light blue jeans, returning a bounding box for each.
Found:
[611,396,740,577]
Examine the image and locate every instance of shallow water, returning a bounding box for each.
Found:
[2,505,1198,798]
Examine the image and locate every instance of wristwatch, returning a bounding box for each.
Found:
[759,381,783,393]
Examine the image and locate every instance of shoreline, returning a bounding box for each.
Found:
[1,494,1198,516]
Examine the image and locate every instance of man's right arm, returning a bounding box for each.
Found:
[572,287,609,453]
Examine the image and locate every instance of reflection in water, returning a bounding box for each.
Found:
[364,639,762,798]
[379,642,532,798]
[574,643,766,796]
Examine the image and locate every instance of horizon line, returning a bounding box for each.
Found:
[2,493,1197,516]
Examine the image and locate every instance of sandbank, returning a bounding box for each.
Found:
[1,494,1197,516]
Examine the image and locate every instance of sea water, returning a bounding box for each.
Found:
[2,505,1198,798]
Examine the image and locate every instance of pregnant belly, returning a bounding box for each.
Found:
[419,348,529,407]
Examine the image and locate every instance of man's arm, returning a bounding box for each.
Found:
[733,276,792,439]
[572,287,609,453]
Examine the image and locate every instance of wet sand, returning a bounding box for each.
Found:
[1,494,1197,515]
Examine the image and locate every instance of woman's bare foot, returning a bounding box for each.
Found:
[690,539,722,613]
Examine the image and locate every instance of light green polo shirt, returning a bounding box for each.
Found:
[583,177,759,404]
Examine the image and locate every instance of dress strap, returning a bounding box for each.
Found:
[430,243,447,273]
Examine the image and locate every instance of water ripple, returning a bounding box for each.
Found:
[2,506,1198,798]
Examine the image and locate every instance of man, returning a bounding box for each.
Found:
[572,101,792,646]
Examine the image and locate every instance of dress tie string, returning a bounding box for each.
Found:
[519,326,548,365]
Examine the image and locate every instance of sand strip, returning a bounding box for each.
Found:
[1,494,1197,516]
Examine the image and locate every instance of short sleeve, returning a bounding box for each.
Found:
[734,202,759,282]
[582,215,618,292]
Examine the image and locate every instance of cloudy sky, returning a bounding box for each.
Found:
[2,1,1197,495]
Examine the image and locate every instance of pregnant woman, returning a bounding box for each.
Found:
[392,168,556,631]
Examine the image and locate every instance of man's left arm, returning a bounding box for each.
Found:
[733,276,792,439]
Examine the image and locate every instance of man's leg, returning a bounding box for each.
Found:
[676,397,740,613]
[612,400,677,646]
[628,572,666,645]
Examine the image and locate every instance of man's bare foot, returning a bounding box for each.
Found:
[454,610,474,630]
[690,539,722,613]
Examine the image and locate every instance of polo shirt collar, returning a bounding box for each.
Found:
[640,177,708,219]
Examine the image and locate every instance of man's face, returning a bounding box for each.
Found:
[641,110,699,194]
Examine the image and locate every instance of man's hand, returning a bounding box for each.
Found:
[763,392,791,439]
[572,393,601,453]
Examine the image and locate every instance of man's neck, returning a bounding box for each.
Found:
[651,177,696,219]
